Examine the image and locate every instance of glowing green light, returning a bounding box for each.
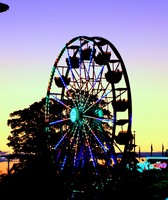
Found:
[95,109,103,117]
[70,107,79,122]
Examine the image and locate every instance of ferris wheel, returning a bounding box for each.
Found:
[45,36,133,175]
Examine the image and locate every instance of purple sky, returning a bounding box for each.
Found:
[1,0,168,152]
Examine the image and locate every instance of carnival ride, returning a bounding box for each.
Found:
[45,36,134,176]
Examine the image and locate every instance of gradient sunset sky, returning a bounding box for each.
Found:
[0,0,168,153]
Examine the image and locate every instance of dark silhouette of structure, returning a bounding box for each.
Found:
[0,2,9,13]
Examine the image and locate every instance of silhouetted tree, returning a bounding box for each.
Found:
[6,98,53,173]
[7,98,48,153]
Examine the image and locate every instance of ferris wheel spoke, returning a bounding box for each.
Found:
[54,132,68,150]
[56,68,69,89]
[83,89,112,114]
[84,120,108,153]
[79,39,86,85]
[66,48,80,88]
[56,127,79,168]
[82,82,110,111]
[55,68,78,108]
[61,155,67,171]
[66,127,83,168]
[76,146,85,167]
[91,65,105,89]
[49,118,70,125]
[82,123,97,168]
[115,88,127,99]
[87,46,96,80]
[114,141,123,153]
[86,138,96,168]
[51,94,70,109]
[73,133,80,167]
[83,114,113,123]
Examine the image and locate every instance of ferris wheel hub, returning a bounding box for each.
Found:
[70,107,79,122]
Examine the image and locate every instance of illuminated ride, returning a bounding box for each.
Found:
[45,36,133,175]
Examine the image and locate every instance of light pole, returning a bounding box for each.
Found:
[133,131,136,153]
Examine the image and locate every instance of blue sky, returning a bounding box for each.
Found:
[0,0,168,153]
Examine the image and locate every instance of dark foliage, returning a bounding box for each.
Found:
[2,98,168,199]
[7,98,48,155]
[1,166,168,199]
